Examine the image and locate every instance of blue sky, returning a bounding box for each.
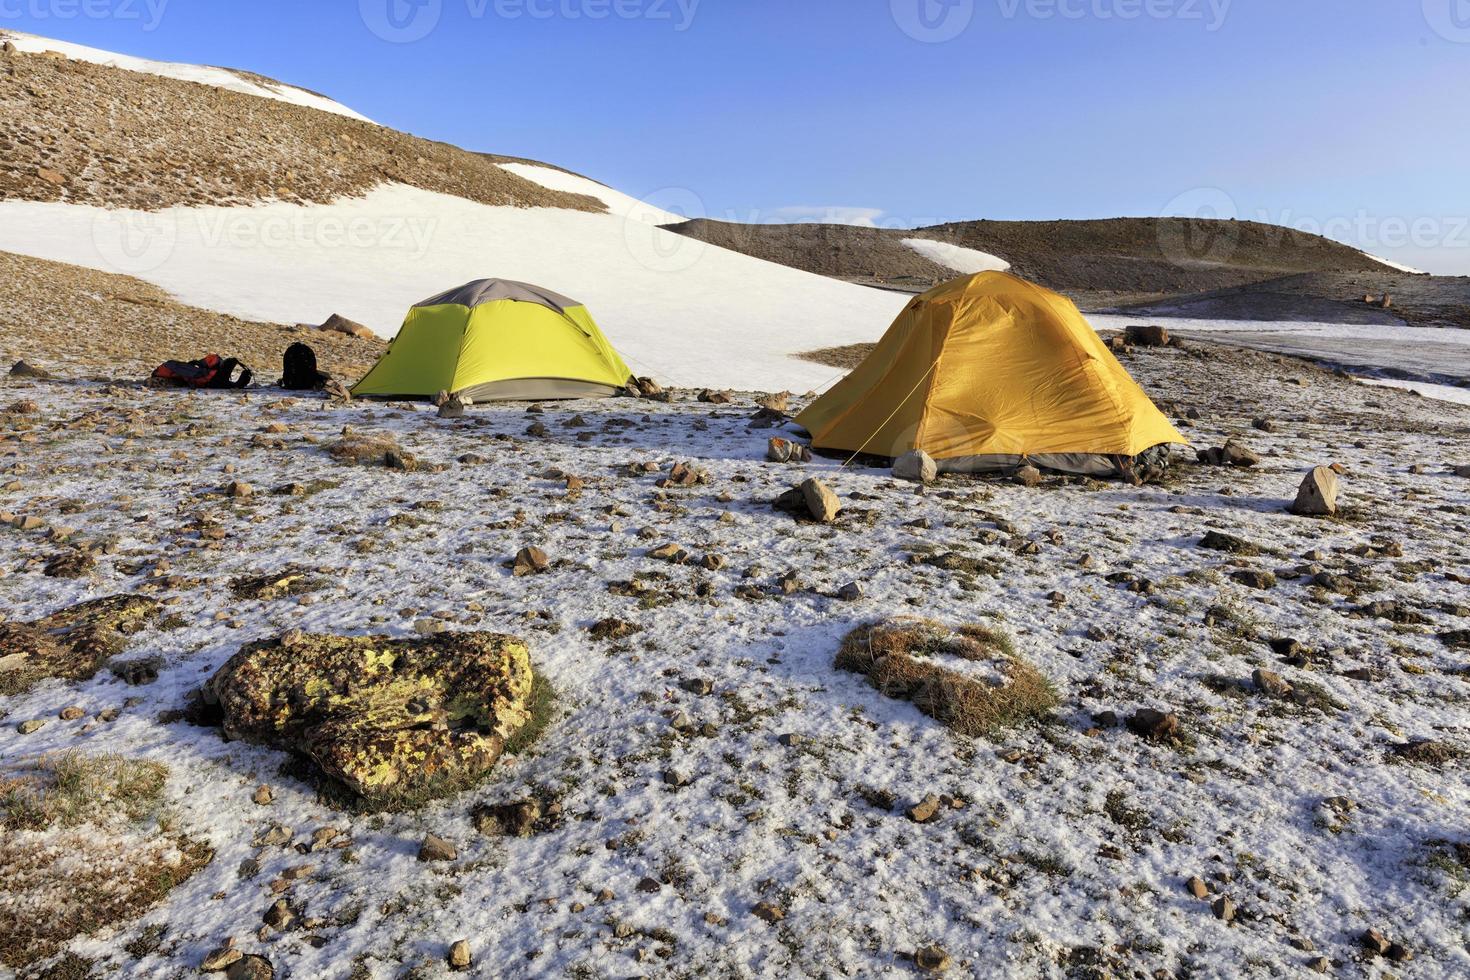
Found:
[5,0,1468,273]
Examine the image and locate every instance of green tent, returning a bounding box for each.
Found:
[352,279,634,401]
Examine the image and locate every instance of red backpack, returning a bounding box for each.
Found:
[152,354,252,389]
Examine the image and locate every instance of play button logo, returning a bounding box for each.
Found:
[1425,0,1470,42]
[892,0,975,43]
[361,0,443,43]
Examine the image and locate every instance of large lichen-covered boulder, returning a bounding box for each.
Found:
[0,594,159,696]
[207,631,534,805]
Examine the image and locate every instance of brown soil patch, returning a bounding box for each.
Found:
[0,250,386,382]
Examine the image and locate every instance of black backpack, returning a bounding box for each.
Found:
[282,343,330,391]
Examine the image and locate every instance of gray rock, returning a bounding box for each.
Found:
[893,450,938,485]
[800,478,841,523]
[1014,465,1043,488]
[418,833,458,862]
[1291,466,1339,516]
[1252,668,1293,698]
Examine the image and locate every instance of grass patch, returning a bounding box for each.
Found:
[836,619,1057,737]
[0,754,211,971]
[1,753,168,831]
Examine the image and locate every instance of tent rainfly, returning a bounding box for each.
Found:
[795,271,1187,477]
[351,279,633,401]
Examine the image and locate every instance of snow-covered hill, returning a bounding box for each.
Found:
[0,172,908,392]
[0,29,372,121]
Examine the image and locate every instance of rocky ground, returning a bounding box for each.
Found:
[0,250,386,384]
[1,335,1467,979]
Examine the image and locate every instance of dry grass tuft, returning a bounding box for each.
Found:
[797,343,877,369]
[0,754,210,970]
[0,753,168,831]
[836,619,1056,737]
[327,430,401,465]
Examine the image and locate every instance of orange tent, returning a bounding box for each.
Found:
[796,272,1186,473]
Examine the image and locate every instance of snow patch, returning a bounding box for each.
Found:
[0,29,373,123]
[497,163,687,226]
[1361,251,1428,275]
[1356,377,1470,406]
[0,185,908,392]
[902,238,1011,275]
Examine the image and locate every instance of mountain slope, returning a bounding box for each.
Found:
[667,215,1406,304]
[0,41,601,212]
[0,28,371,120]
[0,35,908,391]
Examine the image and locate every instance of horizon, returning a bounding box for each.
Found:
[1,2,1467,276]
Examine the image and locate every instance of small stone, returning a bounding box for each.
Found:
[1291,466,1339,517]
[907,794,942,824]
[252,784,275,806]
[262,898,294,930]
[58,706,85,721]
[9,360,52,379]
[663,769,690,787]
[513,546,550,577]
[1252,668,1293,698]
[17,719,44,735]
[1252,418,1277,433]
[893,450,938,484]
[1124,324,1170,347]
[225,955,274,980]
[636,876,662,894]
[1211,896,1235,923]
[418,833,458,862]
[1013,465,1043,488]
[226,481,254,499]
[752,900,785,923]
[799,478,841,523]
[1231,569,1277,590]
[1360,928,1390,956]
[447,940,472,971]
[838,581,864,601]
[766,437,794,463]
[1126,709,1179,740]
[1307,955,1330,973]
[914,945,952,973]
[679,677,713,696]
[201,944,243,972]
[1185,876,1209,899]
[777,732,803,748]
